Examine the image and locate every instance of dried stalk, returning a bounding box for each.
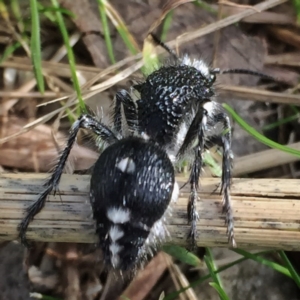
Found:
[0,173,299,250]
[218,85,300,105]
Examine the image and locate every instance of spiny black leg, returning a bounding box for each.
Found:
[210,112,236,248]
[113,92,122,133]
[177,108,206,250]
[115,90,138,133]
[18,114,119,246]
[177,108,206,159]
[187,148,201,251]
[221,134,235,248]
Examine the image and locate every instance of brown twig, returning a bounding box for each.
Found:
[218,85,300,105]
[0,173,300,250]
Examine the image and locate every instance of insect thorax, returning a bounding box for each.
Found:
[135,64,215,147]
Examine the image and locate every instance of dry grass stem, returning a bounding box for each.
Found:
[166,0,287,48]
[0,173,300,250]
[218,85,300,104]
[233,142,300,176]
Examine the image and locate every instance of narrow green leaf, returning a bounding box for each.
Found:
[116,26,138,55]
[50,0,86,113]
[279,251,300,288]
[289,105,299,115]
[11,0,24,32]
[37,3,58,22]
[209,283,230,300]
[194,0,217,14]
[292,0,300,23]
[160,11,173,42]
[262,114,299,131]
[232,249,291,278]
[205,248,224,289]
[224,104,300,158]
[30,292,63,300]
[162,245,201,266]
[97,0,116,64]
[104,2,139,56]
[204,151,222,177]
[0,41,21,63]
[38,5,75,17]
[163,250,273,300]
[30,0,44,93]
[204,248,229,300]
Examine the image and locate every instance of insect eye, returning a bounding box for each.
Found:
[209,74,216,83]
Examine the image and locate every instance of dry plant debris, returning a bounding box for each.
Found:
[0,0,300,299]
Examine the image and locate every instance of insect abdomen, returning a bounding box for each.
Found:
[90,137,175,270]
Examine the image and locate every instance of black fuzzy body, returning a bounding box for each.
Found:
[122,55,235,249]
[18,112,176,272]
[135,64,214,147]
[90,137,175,270]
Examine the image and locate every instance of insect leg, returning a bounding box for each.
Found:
[208,112,236,247]
[177,108,207,250]
[115,90,138,134]
[18,114,118,245]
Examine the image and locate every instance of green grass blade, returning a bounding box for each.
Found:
[163,250,273,300]
[279,251,300,288]
[0,41,21,63]
[204,248,229,300]
[38,5,75,17]
[11,0,24,32]
[97,0,116,64]
[30,292,63,300]
[162,245,201,266]
[194,0,217,14]
[204,151,222,177]
[262,114,299,131]
[205,248,225,288]
[115,25,138,55]
[232,249,291,278]
[160,11,173,42]
[209,283,230,300]
[50,0,86,113]
[37,3,57,22]
[104,2,139,55]
[224,104,300,158]
[30,0,44,93]
[292,0,300,23]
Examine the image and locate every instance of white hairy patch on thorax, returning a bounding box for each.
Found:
[181,54,210,78]
[203,101,216,118]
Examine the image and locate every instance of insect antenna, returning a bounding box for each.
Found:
[211,68,275,81]
[149,33,179,61]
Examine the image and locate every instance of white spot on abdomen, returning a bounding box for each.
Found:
[117,157,136,174]
[109,243,122,268]
[107,207,130,224]
[109,226,124,242]
[109,243,122,255]
[171,181,179,203]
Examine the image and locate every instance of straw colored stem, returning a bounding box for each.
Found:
[0,173,299,250]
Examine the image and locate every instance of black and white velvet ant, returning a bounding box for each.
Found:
[18,111,179,271]
[18,33,274,270]
[113,34,274,250]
